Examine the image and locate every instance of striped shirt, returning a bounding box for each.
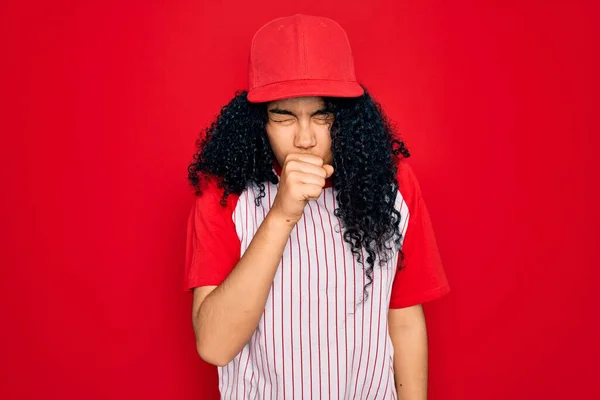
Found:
[184,161,449,399]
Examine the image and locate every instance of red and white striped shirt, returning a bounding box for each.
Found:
[184,161,449,399]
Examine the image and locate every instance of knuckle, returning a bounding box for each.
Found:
[284,160,298,172]
[311,156,324,166]
[286,170,299,181]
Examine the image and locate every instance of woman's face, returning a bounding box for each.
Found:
[265,96,334,167]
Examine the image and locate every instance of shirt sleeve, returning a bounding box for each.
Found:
[183,176,241,292]
[389,162,450,308]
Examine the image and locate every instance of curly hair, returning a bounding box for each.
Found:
[187,87,411,300]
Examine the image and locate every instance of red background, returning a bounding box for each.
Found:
[1,0,598,399]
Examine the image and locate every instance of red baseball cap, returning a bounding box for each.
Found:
[247,14,365,103]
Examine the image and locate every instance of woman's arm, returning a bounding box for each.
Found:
[389,304,429,399]
[192,154,333,366]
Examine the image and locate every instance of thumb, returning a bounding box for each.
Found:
[323,164,334,178]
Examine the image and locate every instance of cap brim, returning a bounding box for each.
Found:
[247,79,364,103]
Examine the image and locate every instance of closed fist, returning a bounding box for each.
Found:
[271,153,334,224]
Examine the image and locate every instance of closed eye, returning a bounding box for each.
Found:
[270,117,296,125]
[313,113,334,125]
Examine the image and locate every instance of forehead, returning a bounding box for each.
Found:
[267,96,325,110]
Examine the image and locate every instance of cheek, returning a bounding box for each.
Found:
[315,125,332,145]
[316,125,333,158]
[265,124,291,161]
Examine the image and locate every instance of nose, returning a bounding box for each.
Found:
[294,120,317,149]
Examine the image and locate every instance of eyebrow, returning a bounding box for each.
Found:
[268,108,331,117]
